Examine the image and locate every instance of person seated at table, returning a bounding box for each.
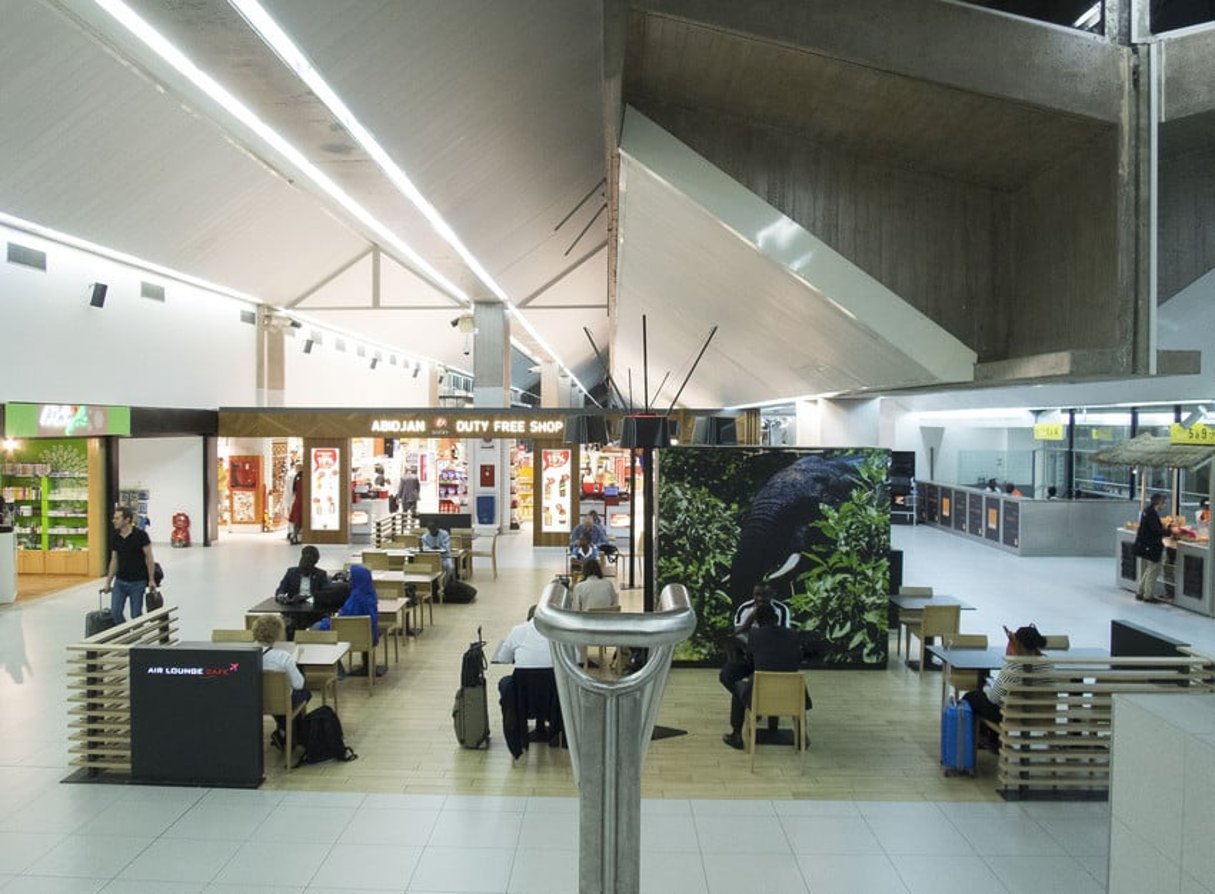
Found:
[963,623,1047,746]
[722,603,804,750]
[570,533,599,564]
[570,512,617,562]
[572,559,617,612]
[492,605,562,756]
[720,583,792,697]
[275,545,329,603]
[252,613,311,752]
[420,521,455,579]
[313,563,379,641]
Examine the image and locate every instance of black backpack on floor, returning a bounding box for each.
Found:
[445,579,477,604]
[297,706,358,765]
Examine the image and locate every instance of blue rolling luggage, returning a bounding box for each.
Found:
[940,697,976,776]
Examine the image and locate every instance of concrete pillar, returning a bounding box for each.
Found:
[471,303,511,532]
[794,400,820,446]
[819,399,880,447]
[255,306,286,407]
[539,361,562,408]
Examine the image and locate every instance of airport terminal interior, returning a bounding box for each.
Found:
[6,0,1215,892]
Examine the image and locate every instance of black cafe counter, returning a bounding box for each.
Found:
[918,482,1131,557]
[1115,528,1215,616]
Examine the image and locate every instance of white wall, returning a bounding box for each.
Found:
[817,398,880,446]
[0,222,257,408]
[281,335,432,407]
[118,437,205,547]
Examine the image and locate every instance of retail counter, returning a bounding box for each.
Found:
[0,530,14,604]
[919,482,1131,557]
[1115,527,1214,616]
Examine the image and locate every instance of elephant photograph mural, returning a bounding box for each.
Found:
[656,447,890,666]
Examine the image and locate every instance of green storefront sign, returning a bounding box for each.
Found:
[5,403,131,438]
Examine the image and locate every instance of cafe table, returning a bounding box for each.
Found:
[247,596,326,629]
[377,596,411,643]
[372,570,442,631]
[274,640,351,708]
[926,644,1112,709]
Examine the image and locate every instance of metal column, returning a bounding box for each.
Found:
[534,581,696,894]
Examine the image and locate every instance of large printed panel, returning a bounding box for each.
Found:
[657,448,890,666]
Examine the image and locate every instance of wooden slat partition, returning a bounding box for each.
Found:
[996,653,1215,797]
[65,606,179,776]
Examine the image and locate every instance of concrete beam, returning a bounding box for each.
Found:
[634,0,1125,121]
[1160,24,1215,121]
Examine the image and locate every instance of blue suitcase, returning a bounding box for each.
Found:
[940,698,976,776]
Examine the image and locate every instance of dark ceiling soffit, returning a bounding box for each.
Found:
[129,407,219,436]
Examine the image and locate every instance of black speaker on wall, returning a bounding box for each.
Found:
[89,282,108,308]
[692,416,738,445]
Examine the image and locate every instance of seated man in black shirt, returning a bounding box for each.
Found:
[718,583,791,697]
[722,602,803,750]
[276,546,329,602]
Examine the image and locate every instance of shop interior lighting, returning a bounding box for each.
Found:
[1,439,18,453]
[227,0,592,402]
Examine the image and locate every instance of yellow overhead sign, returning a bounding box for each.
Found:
[1033,422,1065,441]
[1170,422,1215,445]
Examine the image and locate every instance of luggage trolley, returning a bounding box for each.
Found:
[534,580,696,894]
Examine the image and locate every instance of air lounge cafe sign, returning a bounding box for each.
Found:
[369,414,565,438]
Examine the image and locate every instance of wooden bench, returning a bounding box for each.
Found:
[990,652,1215,797]
[65,605,180,777]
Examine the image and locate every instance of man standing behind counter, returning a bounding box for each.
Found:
[101,505,159,623]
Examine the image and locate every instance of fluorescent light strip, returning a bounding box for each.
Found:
[231,0,507,304]
[228,0,589,398]
[94,0,471,307]
[0,211,260,305]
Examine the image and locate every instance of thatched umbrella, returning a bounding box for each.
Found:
[1093,433,1215,472]
[1094,433,1215,512]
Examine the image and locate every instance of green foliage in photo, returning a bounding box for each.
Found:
[656,447,890,665]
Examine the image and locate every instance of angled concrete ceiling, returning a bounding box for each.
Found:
[624,7,1111,190]
[2,0,608,393]
[614,109,976,408]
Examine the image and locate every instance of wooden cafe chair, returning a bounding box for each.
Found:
[895,586,934,657]
[471,532,499,579]
[293,629,341,709]
[262,670,307,769]
[211,628,253,642]
[332,615,385,694]
[744,671,809,772]
[942,632,989,697]
[909,604,961,676]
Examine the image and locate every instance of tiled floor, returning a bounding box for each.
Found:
[1,521,1208,891]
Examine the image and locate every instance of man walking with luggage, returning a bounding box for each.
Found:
[101,505,159,623]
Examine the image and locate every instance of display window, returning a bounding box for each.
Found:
[540,448,572,532]
[309,446,342,531]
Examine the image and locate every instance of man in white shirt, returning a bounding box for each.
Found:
[421,522,455,580]
[492,606,553,668]
[492,606,561,755]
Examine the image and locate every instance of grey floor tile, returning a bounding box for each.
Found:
[694,813,791,855]
[339,809,440,847]
[985,854,1104,894]
[427,812,522,850]
[780,815,884,855]
[0,876,109,893]
[702,852,809,894]
[308,843,421,890]
[0,832,66,874]
[210,840,328,889]
[505,847,578,894]
[117,838,240,885]
[640,851,708,894]
[796,853,910,894]
[407,845,514,892]
[515,813,577,851]
[24,835,152,879]
[890,854,1008,894]
[954,816,1065,856]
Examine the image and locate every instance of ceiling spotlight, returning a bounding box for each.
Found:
[411,362,421,379]
[370,355,380,370]
[303,338,315,354]
[89,282,108,308]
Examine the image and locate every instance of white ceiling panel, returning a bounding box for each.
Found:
[0,0,367,305]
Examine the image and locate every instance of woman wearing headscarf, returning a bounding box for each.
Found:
[315,563,379,644]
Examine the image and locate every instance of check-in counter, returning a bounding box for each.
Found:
[1115,527,1214,616]
[919,482,1132,557]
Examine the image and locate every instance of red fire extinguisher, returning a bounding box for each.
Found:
[171,512,191,548]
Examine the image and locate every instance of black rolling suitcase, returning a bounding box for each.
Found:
[453,627,490,749]
[86,590,116,637]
